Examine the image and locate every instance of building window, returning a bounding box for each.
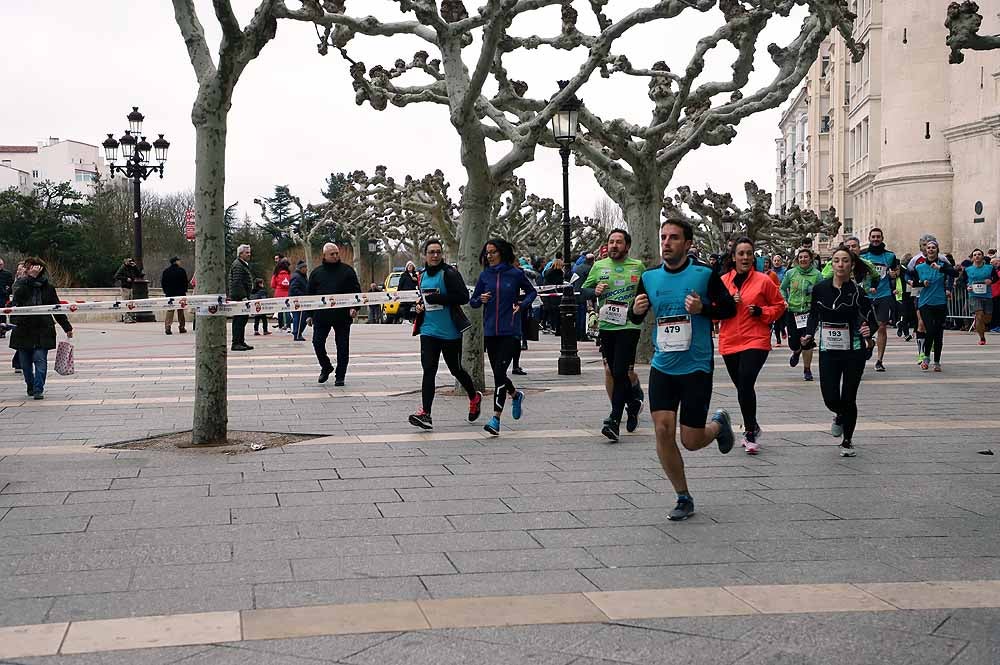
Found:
[820,116,831,133]
[74,171,96,184]
[31,170,39,178]
[821,56,831,78]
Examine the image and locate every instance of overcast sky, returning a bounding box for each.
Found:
[1,2,804,227]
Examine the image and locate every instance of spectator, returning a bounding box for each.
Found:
[251,278,270,336]
[8,257,73,400]
[271,258,292,331]
[308,243,361,386]
[229,244,254,351]
[0,258,13,339]
[368,282,384,324]
[543,258,565,334]
[114,257,142,323]
[161,257,189,335]
[397,261,418,323]
[289,260,309,341]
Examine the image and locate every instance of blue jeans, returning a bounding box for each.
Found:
[291,311,307,339]
[17,348,48,395]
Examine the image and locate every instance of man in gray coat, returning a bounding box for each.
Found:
[230,244,254,351]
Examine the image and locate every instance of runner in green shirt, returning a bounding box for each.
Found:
[580,229,646,441]
[780,248,822,381]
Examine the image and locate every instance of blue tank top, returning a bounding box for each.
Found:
[641,262,716,375]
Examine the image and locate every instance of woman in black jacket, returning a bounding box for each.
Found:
[407,239,482,430]
[9,257,73,400]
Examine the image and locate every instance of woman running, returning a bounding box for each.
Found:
[719,238,787,454]
[911,239,958,371]
[781,248,822,381]
[962,249,998,345]
[470,238,537,435]
[800,246,877,457]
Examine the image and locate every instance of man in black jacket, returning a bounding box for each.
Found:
[229,245,254,351]
[288,260,309,341]
[0,257,12,338]
[114,258,142,323]
[308,243,361,385]
[161,257,189,335]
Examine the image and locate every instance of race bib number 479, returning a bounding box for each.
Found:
[656,315,692,353]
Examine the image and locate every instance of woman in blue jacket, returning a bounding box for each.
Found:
[910,240,958,372]
[470,238,537,435]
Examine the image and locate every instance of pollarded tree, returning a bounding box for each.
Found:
[494,1,862,269]
[946,1,1000,63]
[663,180,840,257]
[275,0,703,387]
[172,0,283,445]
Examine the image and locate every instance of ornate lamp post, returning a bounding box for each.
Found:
[550,82,582,376]
[102,107,170,321]
[367,238,380,285]
[721,215,736,252]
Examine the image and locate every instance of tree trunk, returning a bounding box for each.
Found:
[457,175,492,392]
[301,242,313,271]
[191,107,229,445]
[623,190,664,364]
[350,229,364,279]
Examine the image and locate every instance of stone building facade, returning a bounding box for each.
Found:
[776,0,1000,258]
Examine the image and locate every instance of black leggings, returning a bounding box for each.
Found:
[785,311,807,353]
[485,335,518,413]
[819,350,865,440]
[919,304,946,363]
[420,335,476,414]
[722,349,769,433]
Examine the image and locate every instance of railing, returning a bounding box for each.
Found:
[946,288,976,331]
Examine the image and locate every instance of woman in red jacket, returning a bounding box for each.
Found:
[271,259,292,331]
[719,238,787,454]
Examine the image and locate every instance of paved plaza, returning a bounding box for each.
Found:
[0,321,998,664]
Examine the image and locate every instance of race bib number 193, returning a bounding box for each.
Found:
[820,323,851,351]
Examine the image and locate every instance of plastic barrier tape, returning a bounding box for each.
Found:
[1,295,226,316]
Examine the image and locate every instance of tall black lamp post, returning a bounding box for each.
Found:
[367,238,379,286]
[102,107,170,322]
[551,81,582,376]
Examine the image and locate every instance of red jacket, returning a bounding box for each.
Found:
[271,270,291,298]
[718,269,787,355]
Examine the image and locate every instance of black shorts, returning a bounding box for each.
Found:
[599,329,640,369]
[873,296,894,324]
[648,367,713,429]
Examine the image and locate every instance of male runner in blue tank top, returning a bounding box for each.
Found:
[630,219,737,521]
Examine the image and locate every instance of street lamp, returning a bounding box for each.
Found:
[367,238,379,286]
[102,107,170,321]
[550,81,582,376]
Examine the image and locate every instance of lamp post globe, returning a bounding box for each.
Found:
[102,134,119,164]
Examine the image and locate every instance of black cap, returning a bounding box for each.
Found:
[169,256,180,264]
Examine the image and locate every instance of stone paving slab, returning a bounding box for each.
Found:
[1,323,999,662]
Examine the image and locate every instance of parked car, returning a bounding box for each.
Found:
[382,271,403,323]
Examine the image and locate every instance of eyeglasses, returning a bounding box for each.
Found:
[426,250,443,256]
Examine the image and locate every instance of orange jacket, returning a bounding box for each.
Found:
[718,269,787,355]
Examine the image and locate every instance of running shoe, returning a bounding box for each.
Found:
[408,410,433,430]
[896,326,904,338]
[904,334,913,342]
[831,417,843,438]
[625,399,641,433]
[920,360,930,372]
[511,391,525,420]
[468,391,483,422]
[668,495,695,521]
[839,440,856,457]
[711,409,735,455]
[789,351,800,368]
[917,353,927,366]
[601,418,620,443]
[979,339,987,346]
[803,369,814,382]
[933,363,942,372]
[743,429,760,455]
[484,416,501,436]
[875,360,885,372]
[512,367,527,376]
[602,413,613,428]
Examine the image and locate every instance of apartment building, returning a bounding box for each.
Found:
[0,137,104,195]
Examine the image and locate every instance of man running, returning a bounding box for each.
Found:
[408,239,484,429]
[860,228,899,372]
[630,219,737,521]
[781,248,822,381]
[580,229,646,442]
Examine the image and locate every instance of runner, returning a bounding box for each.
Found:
[906,234,951,365]
[719,237,787,454]
[580,228,646,442]
[912,239,959,371]
[962,249,997,345]
[469,238,537,436]
[407,239,484,430]
[800,245,877,457]
[762,256,784,346]
[629,219,737,521]
[860,228,899,372]
[781,247,822,381]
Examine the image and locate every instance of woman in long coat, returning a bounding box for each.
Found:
[9,257,73,399]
